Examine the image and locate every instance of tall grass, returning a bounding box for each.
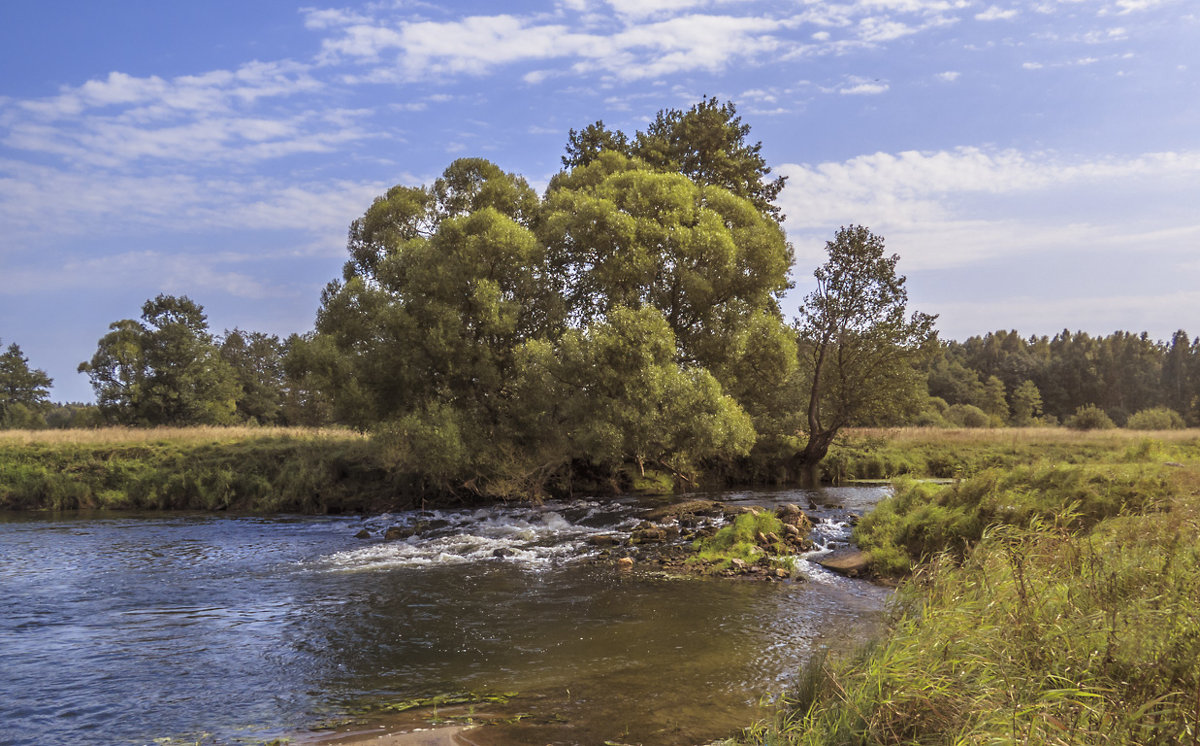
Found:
[732,443,1200,745]
[0,427,404,513]
[823,427,1200,482]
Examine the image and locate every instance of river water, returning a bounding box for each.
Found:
[0,486,890,746]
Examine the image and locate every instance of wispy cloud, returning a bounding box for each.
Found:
[777,148,1200,270]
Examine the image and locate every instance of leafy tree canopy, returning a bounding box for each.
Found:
[0,341,53,428]
[562,97,787,220]
[79,295,239,426]
[795,225,936,478]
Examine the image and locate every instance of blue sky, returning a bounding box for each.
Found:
[1,0,1197,402]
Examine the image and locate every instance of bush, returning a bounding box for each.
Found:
[1126,406,1185,430]
[945,403,990,428]
[1065,403,1116,430]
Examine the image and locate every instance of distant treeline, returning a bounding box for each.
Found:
[921,329,1200,429]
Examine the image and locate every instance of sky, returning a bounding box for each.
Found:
[1,0,1197,403]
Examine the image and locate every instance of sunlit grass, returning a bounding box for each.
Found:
[0,425,365,446]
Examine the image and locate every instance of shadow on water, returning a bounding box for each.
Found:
[0,487,890,746]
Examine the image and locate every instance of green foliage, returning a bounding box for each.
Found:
[0,341,53,428]
[220,329,286,425]
[856,465,1176,575]
[1065,403,1117,430]
[944,402,990,428]
[928,327,1200,427]
[1125,406,1186,430]
[736,457,1200,746]
[508,306,756,483]
[312,116,792,495]
[795,226,936,471]
[692,511,788,569]
[1009,378,1043,426]
[540,152,793,369]
[78,295,239,426]
[560,98,786,219]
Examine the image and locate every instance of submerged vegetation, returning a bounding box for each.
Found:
[733,438,1200,745]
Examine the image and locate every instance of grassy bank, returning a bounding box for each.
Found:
[823,426,1200,481]
[734,433,1200,745]
[0,426,419,512]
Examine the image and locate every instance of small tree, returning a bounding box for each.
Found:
[1010,379,1044,426]
[795,226,936,482]
[0,341,53,428]
[1125,407,1185,430]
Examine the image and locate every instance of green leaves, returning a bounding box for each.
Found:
[79,295,239,426]
[796,226,937,470]
[0,341,53,428]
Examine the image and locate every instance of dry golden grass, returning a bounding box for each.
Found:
[0,425,366,446]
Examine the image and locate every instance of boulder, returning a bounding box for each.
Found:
[776,504,813,532]
[632,527,667,543]
[616,557,635,571]
[354,528,371,539]
[383,526,415,541]
[817,549,871,578]
[587,534,621,547]
[729,558,748,572]
[642,499,723,522]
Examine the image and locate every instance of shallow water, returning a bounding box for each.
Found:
[0,486,890,746]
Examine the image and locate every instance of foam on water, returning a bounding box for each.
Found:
[323,500,638,572]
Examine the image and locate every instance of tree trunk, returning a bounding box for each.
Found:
[796,429,836,487]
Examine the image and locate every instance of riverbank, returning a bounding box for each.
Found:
[0,426,404,512]
[5,426,1197,513]
[731,435,1200,744]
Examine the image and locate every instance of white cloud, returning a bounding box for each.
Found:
[0,158,386,248]
[827,75,890,95]
[975,5,1019,21]
[936,70,961,81]
[776,148,1200,270]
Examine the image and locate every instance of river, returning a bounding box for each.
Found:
[0,486,890,746]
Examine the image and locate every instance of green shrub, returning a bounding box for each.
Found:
[1126,406,1185,430]
[1065,403,1116,430]
[945,403,990,428]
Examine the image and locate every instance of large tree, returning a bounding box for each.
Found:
[562,98,787,220]
[0,341,53,428]
[314,158,558,428]
[795,226,936,481]
[79,295,239,426]
[540,152,795,416]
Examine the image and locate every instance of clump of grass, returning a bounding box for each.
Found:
[690,511,791,571]
[855,464,1178,576]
